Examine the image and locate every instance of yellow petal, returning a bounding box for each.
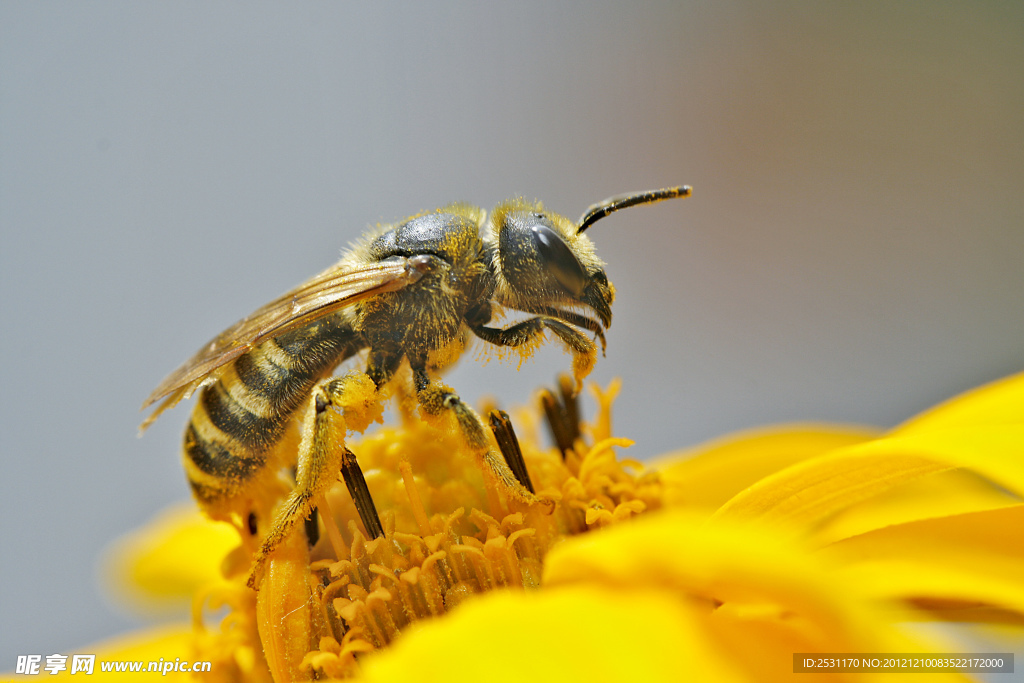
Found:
[812,469,1019,546]
[821,505,1024,621]
[895,370,1024,434]
[838,559,1024,622]
[654,424,879,511]
[545,511,855,629]
[712,447,950,531]
[347,511,968,682]
[542,511,953,671]
[355,586,746,683]
[825,504,1024,563]
[256,529,318,683]
[713,426,1024,534]
[102,503,240,614]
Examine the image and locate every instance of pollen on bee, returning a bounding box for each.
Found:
[473,336,542,371]
[333,373,382,432]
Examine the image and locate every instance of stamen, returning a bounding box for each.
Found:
[588,379,620,442]
[317,494,350,560]
[489,410,536,493]
[558,373,581,444]
[540,389,572,457]
[540,374,582,458]
[195,379,657,681]
[399,460,434,537]
[339,448,384,540]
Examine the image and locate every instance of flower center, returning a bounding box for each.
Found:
[196,376,661,681]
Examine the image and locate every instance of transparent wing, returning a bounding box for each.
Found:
[141,255,429,425]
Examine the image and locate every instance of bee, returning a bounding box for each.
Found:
[141,186,690,582]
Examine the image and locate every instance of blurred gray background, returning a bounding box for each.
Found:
[2,1,1022,664]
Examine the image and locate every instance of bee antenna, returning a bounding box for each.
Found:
[577,186,691,233]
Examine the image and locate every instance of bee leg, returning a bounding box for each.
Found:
[471,317,597,390]
[411,366,554,511]
[531,307,606,354]
[247,373,381,588]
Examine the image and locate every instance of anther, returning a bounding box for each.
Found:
[557,373,581,444]
[339,448,384,540]
[540,390,571,458]
[489,410,535,494]
[540,373,582,459]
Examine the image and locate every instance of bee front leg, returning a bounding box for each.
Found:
[247,373,381,588]
[471,316,597,390]
[411,366,555,512]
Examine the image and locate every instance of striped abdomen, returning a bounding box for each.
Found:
[183,313,363,506]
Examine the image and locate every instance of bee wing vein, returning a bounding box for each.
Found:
[141,257,420,413]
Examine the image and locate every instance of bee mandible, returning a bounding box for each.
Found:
[141,186,691,583]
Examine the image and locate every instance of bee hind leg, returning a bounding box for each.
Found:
[247,373,383,588]
[411,365,555,513]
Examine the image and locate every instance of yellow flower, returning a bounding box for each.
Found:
[31,372,1024,682]
[352,373,1024,682]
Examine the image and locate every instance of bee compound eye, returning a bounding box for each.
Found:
[530,224,588,296]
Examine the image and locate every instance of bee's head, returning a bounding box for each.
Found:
[489,200,614,328]
[488,187,690,331]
